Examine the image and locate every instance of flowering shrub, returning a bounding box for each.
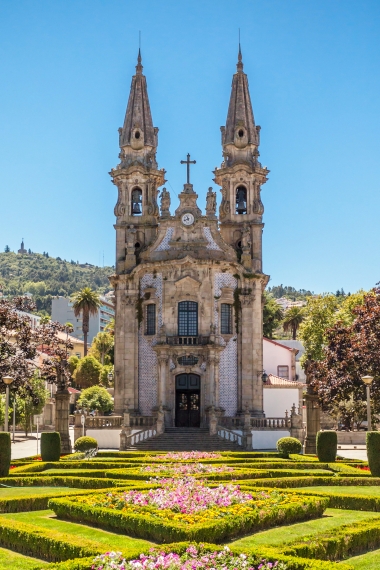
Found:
[155,452,222,461]
[140,463,234,475]
[92,546,288,570]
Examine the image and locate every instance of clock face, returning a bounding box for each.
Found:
[181,213,194,226]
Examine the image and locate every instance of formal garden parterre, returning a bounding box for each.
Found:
[1,449,380,569]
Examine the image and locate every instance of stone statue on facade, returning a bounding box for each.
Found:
[160,188,171,218]
[206,187,217,217]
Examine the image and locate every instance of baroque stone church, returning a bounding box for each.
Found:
[110,48,269,431]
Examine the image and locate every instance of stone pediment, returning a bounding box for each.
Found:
[174,275,201,291]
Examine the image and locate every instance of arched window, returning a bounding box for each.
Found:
[236,185,247,215]
[178,301,198,336]
[220,304,233,334]
[145,304,156,335]
[131,188,142,216]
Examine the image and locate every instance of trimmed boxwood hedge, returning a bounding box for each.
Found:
[49,493,327,543]
[277,437,302,458]
[316,431,337,463]
[367,431,380,476]
[0,432,11,477]
[239,476,380,489]
[41,432,61,462]
[282,516,380,561]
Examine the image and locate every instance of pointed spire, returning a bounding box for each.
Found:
[222,46,258,148]
[119,50,157,150]
[237,43,243,72]
[136,48,143,75]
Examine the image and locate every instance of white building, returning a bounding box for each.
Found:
[274,340,306,383]
[51,296,114,344]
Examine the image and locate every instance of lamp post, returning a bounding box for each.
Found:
[2,376,14,432]
[362,375,374,432]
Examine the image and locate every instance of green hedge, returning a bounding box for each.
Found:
[239,476,380,489]
[367,431,380,476]
[41,432,61,462]
[0,488,99,513]
[327,463,371,476]
[282,487,380,511]
[105,467,332,481]
[74,436,98,452]
[41,542,352,570]
[316,431,337,463]
[49,493,327,543]
[0,518,106,561]
[0,476,136,489]
[0,433,11,477]
[282,516,380,561]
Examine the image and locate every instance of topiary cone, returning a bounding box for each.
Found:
[367,432,380,477]
[0,433,11,477]
[316,430,337,462]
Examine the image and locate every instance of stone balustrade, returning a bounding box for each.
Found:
[250,417,291,430]
[85,416,123,429]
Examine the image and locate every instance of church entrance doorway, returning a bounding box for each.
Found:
[175,374,200,427]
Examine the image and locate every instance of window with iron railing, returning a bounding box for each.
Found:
[178,301,198,336]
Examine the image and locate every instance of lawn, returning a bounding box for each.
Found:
[229,508,380,548]
[0,546,47,569]
[295,486,380,496]
[0,509,154,551]
[342,548,380,569]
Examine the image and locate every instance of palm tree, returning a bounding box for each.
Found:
[72,287,101,355]
[283,306,304,340]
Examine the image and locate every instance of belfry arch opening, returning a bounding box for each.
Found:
[131,188,142,216]
[236,185,247,215]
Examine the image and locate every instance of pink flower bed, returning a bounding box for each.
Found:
[154,451,222,461]
[141,463,233,475]
[100,478,253,515]
[92,546,287,570]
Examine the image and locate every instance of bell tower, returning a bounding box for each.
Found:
[110,50,165,274]
[214,46,269,273]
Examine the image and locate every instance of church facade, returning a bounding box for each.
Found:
[110,48,269,431]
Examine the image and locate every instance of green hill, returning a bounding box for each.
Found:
[0,252,114,315]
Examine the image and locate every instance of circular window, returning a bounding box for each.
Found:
[238,129,244,138]
[135,131,140,139]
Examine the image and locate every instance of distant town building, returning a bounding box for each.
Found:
[274,340,306,383]
[16,310,41,330]
[17,239,27,254]
[275,297,306,311]
[52,295,114,344]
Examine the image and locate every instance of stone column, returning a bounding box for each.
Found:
[214,356,220,409]
[157,354,168,407]
[304,394,320,454]
[207,356,216,407]
[55,389,72,454]
[251,222,263,272]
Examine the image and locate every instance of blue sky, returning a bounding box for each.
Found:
[0,0,379,294]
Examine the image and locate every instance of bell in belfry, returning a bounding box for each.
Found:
[236,186,247,214]
[131,189,142,215]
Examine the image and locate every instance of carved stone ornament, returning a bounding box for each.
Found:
[219,178,230,219]
[114,180,126,217]
[240,294,254,307]
[241,226,251,252]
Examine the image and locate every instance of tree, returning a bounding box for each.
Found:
[0,296,72,395]
[90,331,114,365]
[282,306,304,340]
[73,355,102,388]
[4,246,10,253]
[13,373,49,436]
[71,287,101,355]
[68,355,80,376]
[298,292,366,366]
[308,288,380,421]
[263,292,283,338]
[99,364,114,387]
[77,385,113,414]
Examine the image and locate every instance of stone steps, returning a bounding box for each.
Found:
[128,428,242,451]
